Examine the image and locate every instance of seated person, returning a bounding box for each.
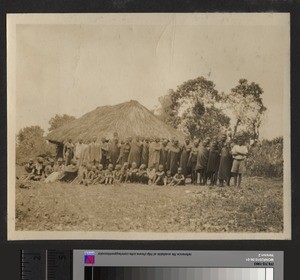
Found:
[138,164,149,184]
[104,164,114,185]
[171,167,185,186]
[164,170,173,186]
[25,159,35,173]
[92,164,105,185]
[87,165,97,185]
[44,158,66,183]
[18,159,35,180]
[153,164,165,186]
[127,162,139,183]
[73,161,88,185]
[44,159,55,178]
[113,164,122,184]
[146,167,156,183]
[25,157,45,181]
[120,162,129,183]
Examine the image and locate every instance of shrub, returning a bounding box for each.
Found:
[245,137,283,178]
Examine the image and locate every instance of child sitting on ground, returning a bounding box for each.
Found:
[92,164,105,185]
[74,161,88,186]
[146,167,156,184]
[113,164,122,184]
[87,165,97,185]
[164,170,173,186]
[120,162,129,183]
[153,164,165,186]
[171,167,185,186]
[138,164,149,185]
[128,162,139,183]
[104,164,114,185]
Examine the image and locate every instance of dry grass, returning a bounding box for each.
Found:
[15,177,283,233]
[47,100,185,143]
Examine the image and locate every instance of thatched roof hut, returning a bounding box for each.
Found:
[47,100,185,144]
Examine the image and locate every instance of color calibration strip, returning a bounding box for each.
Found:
[84,267,273,280]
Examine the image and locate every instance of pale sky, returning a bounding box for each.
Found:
[12,13,290,139]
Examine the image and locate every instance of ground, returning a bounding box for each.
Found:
[15,174,283,233]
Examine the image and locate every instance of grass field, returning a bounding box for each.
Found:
[15,175,283,233]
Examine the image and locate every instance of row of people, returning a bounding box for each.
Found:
[20,133,247,187]
[19,157,186,186]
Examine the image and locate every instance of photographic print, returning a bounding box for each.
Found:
[7,13,290,240]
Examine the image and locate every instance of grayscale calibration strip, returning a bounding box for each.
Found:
[73,250,283,280]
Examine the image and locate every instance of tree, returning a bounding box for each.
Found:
[16,126,55,163]
[223,79,266,139]
[48,114,76,132]
[157,76,230,139]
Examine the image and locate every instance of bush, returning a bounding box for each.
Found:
[245,137,283,178]
[16,126,56,164]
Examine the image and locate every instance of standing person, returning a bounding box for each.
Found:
[128,136,142,167]
[167,139,181,176]
[231,136,248,187]
[196,139,209,185]
[160,139,169,172]
[187,140,199,184]
[63,138,74,166]
[148,137,161,170]
[141,138,150,167]
[108,137,121,168]
[89,135,100,166]
[74,139,86,166]
[180,137,192,178]
[99,137,109,168]
[117,138,131,166]
[218,141,233,187]
[206,140,221,186]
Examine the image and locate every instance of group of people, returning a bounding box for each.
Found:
[19,133,249,187]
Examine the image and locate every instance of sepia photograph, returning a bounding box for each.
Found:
[7,13,290,240]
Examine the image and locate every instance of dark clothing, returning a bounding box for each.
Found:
[207,148,220,173]
[59,165,78,182]
[108,141,120,167]
[188,146,199,171]
[119,143,131,166]
[196,146,209,170]
[64,142,74,166]
[128,140,142,167]
[160,145,169,171]
[25,163,34,174]
[167,145,181,176]
[180,143,192,177]
[141,142,149,167]
[218,146,233,181]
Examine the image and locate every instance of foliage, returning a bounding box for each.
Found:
[222,79,266,139]
[157,77,230,139]
[48,114,76,132]
[246,137,283,177]
[16,126,55,164]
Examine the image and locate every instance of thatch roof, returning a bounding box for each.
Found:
[47,100,185,143]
